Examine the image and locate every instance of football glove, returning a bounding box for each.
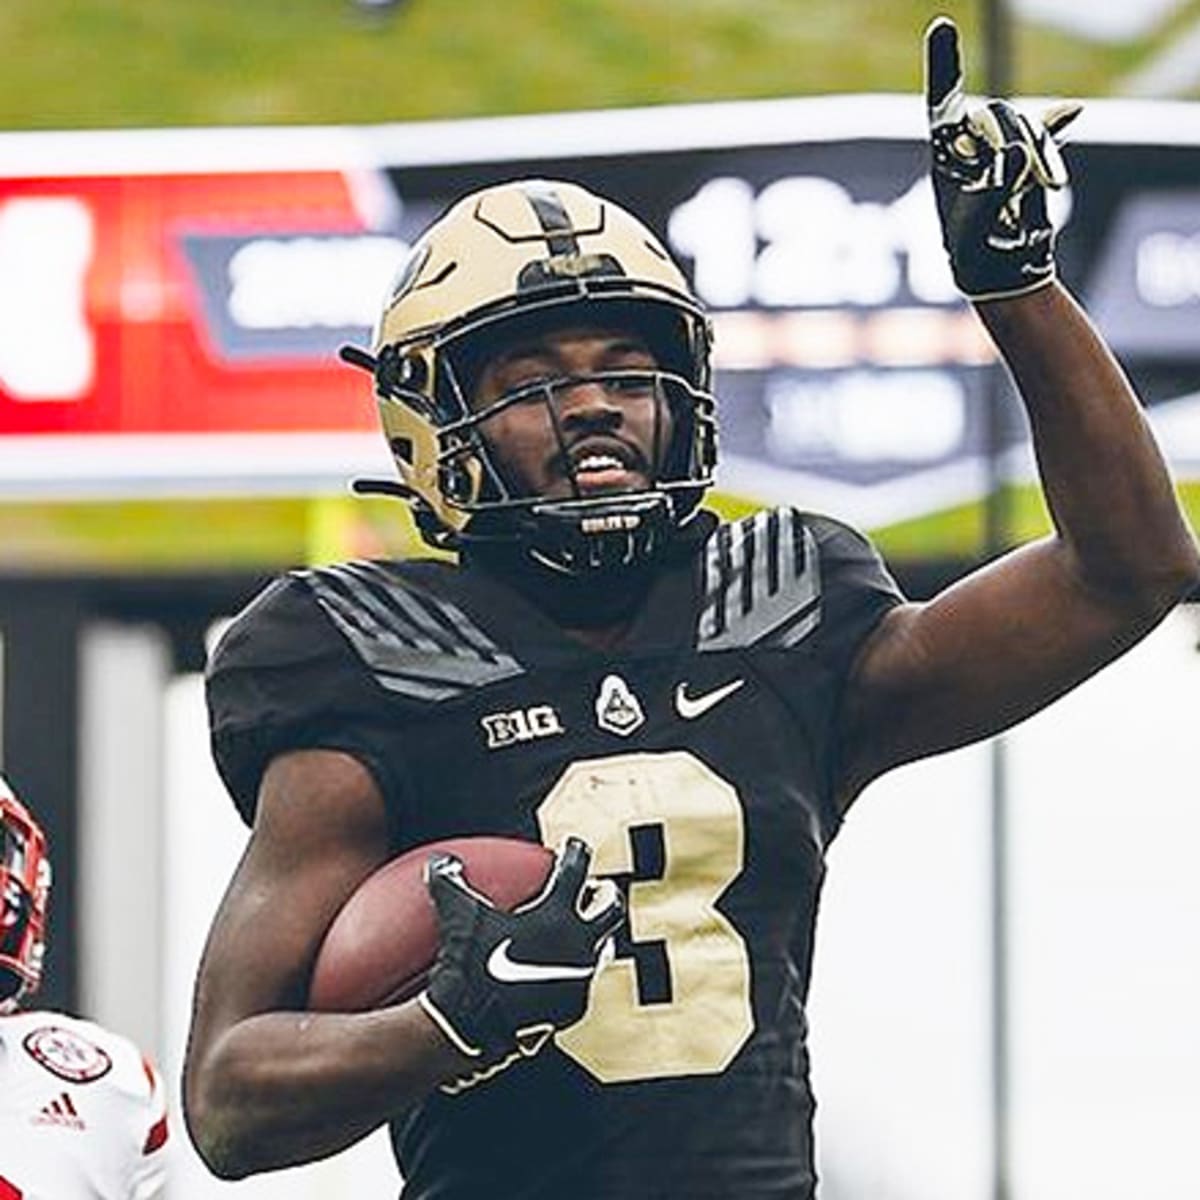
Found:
[419,836,624,1071]
[925,16,1082,301]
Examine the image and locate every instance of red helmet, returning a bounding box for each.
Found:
[0,775,50,1012]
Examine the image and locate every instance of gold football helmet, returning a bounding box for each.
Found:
[343,179,716,572]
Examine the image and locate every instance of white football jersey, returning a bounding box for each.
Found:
[0,1010,168,1200]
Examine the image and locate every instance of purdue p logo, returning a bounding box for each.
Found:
[481,705,564,750]
[594,674,645,737]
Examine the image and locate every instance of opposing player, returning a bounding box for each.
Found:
[1,775,169,1200]
[184,19,1199,1198]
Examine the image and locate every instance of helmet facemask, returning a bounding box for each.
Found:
[430,316,715,573]
[0,783,50,1014]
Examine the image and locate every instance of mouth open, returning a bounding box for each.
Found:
[567,447,648,494]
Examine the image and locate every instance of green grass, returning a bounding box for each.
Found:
[1016,0,1200,99]
[868,481,1200,562]
[3,0,1194,131]
[3,480,1197,575]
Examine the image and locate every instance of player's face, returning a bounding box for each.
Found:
[471,325,674,501]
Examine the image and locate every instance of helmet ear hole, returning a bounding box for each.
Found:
[389,437,415,466]
[399,354,429,393]
[440,461,474,505]
[376,347,433,415]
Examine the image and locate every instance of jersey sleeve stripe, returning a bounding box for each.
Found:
[738,511,757,617]
[142,1113,169,1155]
[306,575,427,652]
[338,563,473,654]
[765,508,782,595]
[315,569,440,651]
[347,562,519,666]
[698,508,823,652]
[298,562,525,699]
[139,1056,170,1155]
[330,564,453,651]
[699,521,733,640]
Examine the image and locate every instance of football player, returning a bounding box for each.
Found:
[183,19,1199,1198]
[0,775,170,1200]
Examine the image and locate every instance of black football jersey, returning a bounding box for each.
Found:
[206,507,904,1200]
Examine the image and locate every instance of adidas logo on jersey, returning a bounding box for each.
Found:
[33,1092,86,1131]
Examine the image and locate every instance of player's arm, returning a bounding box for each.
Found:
[184,745,622,1178]
[834,20,1200,804]
[183,748,468,1178]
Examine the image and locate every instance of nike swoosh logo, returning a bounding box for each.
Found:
[486,939,596,985]
[674,678,745,720]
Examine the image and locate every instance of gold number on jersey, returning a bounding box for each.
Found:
[537,750,753,1083]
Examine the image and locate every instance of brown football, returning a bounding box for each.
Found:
[307,836,555,1011]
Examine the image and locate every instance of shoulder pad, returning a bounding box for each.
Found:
[296,560,524,701]
[697,508,820,651]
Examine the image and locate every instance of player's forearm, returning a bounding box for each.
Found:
[977,282,1200,608]
[185,1001,466,1178]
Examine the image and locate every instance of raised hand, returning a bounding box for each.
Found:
[925,15,1081,301]
[420,836,624,1077]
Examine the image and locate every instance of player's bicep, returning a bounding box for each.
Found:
[189,749,392,1034]
[837,538,1156,801]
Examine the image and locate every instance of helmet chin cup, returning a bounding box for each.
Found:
[523,492,675,574]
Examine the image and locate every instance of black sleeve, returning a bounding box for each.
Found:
[742,510,904,843]
[805,511,906,682]
[804,512,905,830]
[205,575,406,827]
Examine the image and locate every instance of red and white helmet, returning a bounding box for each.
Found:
[0,774,51,1013]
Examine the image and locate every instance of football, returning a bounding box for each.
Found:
[307,836,555,1012]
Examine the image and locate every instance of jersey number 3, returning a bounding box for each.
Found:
[538,750,753,1084]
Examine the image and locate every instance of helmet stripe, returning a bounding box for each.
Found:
[522,182,580,257]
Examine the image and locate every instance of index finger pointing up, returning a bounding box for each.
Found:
[925,16,965,125]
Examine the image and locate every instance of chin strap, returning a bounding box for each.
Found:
[338,343,377,373]
[521,492,676,574]
[349,478,414,500]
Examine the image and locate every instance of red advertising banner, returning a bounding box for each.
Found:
[0,169,378,437]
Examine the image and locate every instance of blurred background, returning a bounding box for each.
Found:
[2,1,1199,1197]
